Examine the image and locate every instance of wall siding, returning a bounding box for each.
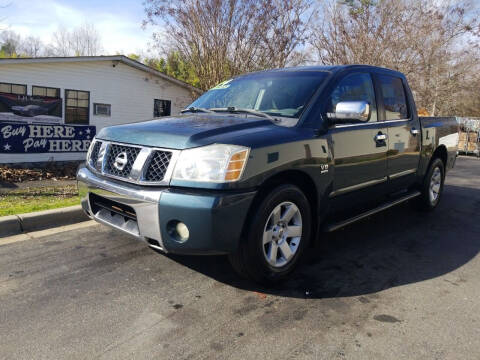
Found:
[0,60,196,163]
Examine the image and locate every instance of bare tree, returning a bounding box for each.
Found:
[21,35,43,57]
[311,0,480,116]
[257,0,314,68]
[0,30,21,56]
[70,22,103,56]
[50,23,103,57]
[50,26,72,56]
[0,30,44,58]
[144,0,315,90]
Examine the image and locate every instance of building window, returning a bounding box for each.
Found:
[94,103,111,116]
[0,82,27,95]
[154,99,171,117]
[32,86,60,98]
[65,89,90,124]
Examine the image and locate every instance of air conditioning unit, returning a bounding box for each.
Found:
[94,103,111,116]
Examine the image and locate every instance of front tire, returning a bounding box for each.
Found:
[229,184,312,285]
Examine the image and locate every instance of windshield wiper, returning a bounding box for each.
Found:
[180,107,214,114]
[210,107,280,123]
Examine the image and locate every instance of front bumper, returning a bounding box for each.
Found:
[77,165,256,255]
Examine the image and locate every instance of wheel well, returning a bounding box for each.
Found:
[432,145,448,168]
[241,170,318,239]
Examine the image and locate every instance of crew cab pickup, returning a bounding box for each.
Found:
[77,65,458,284]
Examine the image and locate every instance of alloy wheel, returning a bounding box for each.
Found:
[429,167,442,204]
[262,201,302,268]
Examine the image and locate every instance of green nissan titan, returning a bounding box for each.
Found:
[77,65,458,284]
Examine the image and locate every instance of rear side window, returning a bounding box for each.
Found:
[378,75,409,120]
[328,73,377,122]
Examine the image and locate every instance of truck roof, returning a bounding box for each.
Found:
[248,64,405,78]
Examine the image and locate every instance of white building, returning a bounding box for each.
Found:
[0,56,200,164]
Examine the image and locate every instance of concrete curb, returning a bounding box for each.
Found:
[0,215,22,237]
[0,205,88,238]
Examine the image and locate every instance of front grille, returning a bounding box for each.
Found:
[104,144,141,178]
[89,141,102,167]
[88,140,177,185]
[89,193,140,237]
[145,150,172,182]
[89,193,137,221]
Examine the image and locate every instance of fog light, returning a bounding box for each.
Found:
[167,220,190,243]
[176,222,189,241]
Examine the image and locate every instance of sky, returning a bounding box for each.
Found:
[0,0,157,55]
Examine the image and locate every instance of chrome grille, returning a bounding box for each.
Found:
[104,144,141,178]
[145,151,172,182]
[87,140,178,185]
[89,141,102,167]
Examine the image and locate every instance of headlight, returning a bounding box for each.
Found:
[172,144,250,183]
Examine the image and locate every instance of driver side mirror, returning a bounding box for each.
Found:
[327,101,370,124]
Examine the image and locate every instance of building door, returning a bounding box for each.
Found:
[154,99,171,117]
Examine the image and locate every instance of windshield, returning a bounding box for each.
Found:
[188,71,329,120]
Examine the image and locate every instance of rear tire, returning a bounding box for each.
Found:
[228,184,312,285]
[417,158,445,211]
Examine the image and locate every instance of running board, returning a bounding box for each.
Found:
[325,190,421,232]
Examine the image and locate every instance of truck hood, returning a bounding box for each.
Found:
[96,113,278,149]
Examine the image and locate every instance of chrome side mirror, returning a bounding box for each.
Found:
[327,101,370,123]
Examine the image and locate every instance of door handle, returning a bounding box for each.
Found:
[411,128,420,136]
[374,133,387,142]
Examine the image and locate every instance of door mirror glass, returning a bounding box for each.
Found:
[327,101,370,123]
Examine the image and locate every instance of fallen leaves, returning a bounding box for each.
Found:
[0,163,78,183]
[254,291,267,300]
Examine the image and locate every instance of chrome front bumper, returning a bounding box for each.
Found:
[77,165,166,251]
[78,164,257,255]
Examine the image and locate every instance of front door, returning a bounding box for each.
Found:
[327,72,389,209]
[376,74,421,192]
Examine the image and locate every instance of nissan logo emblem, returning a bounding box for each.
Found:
[114,151,128,171]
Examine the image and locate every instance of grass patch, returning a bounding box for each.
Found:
[0,185,80,216]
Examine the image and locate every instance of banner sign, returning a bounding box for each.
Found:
[0,93,62,123]
[0,121,96,153]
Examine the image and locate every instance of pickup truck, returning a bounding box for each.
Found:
[77,65,458,285]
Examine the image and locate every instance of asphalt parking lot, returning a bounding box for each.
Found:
[1,156,479,360]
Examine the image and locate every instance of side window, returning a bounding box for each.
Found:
[32,86,60,98]
[328,73,377,122]
[378,75,408,120]
[0,82,27,95]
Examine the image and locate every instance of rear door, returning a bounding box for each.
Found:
[376,74,421,192]
[327,72,389,207]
